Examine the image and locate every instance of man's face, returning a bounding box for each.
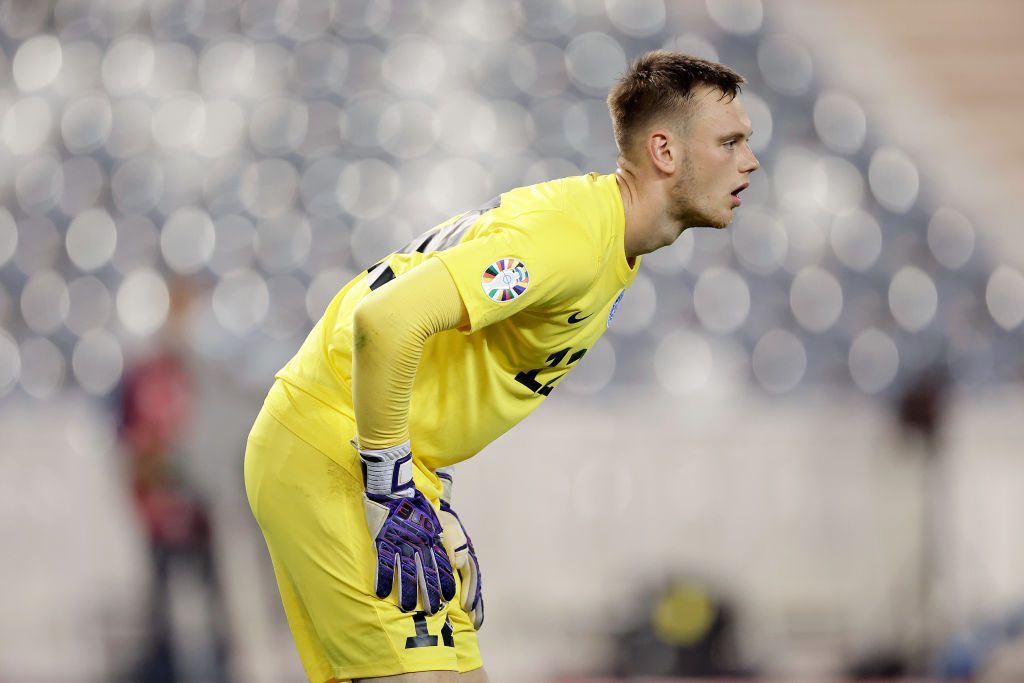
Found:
[669,86,759,229]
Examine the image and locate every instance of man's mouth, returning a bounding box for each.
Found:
[730,182,749,207]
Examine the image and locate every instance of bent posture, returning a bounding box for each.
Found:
[244,50,759,683]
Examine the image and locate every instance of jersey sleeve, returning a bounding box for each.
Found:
[432,210,602,332]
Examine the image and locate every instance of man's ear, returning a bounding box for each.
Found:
[646,130,676,175]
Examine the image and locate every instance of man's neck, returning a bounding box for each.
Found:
[615,165,675,260]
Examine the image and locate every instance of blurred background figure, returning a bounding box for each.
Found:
[116,278,231,682]
[0,0,1023,681]
[609,578,748,679]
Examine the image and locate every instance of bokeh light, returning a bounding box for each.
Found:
[790,267,843,333]
[382,37,446,97]
[212,268,270,335]
[869,147,919,213]
[160,207,216,274]
[117,268,170,336]
[831,208,882,272]
[814,90,867,154]
[927,207,975,270]
[849,328,899,393]
[986,266,1024,331]
[66,209,118,272]
[693,266,751,333]
[101,35,155,95]
[15,156,63,215]
[889,266,938,333]
[758,35,813,96]
[564,32,626,94]
[13,35,63,92]
[3,97,53,156]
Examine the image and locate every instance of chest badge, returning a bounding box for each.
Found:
[482,257,530,303]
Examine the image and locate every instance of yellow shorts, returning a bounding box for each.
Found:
[244,402,483,682]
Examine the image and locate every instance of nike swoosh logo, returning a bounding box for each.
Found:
[567,311,593,324]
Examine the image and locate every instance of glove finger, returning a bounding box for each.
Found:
[374,542,397,599]
[397,548,419,612]
[415,551,443,614]
[434,541,457,602]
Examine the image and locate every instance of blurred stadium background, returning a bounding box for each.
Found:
[2,0,1024,680]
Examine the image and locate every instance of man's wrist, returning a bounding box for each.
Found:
[359,440,414,498]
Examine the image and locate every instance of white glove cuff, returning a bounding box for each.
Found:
[436,466,455,504]
[359,441,414,497]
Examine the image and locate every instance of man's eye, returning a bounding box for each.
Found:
[724,140,736,149]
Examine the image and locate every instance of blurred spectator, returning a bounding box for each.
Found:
[116,278,230,683]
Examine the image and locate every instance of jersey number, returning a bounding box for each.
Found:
[405,612,455,649]
[515,347,587,396]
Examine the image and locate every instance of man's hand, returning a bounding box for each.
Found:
[437,467,484,629]
[360,442,456,614]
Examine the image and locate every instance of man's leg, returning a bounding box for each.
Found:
[246,407,465,679]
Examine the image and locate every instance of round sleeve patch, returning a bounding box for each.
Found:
[481,257,530,303]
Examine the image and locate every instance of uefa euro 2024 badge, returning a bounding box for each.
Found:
[607,289,624,328]
[482,258,530,303]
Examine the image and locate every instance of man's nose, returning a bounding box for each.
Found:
[743,145,760,173]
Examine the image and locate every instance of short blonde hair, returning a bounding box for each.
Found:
[607,50,744,161]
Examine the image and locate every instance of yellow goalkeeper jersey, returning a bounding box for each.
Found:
[270,172,640,474]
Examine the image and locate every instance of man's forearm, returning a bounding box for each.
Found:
[351,258,468,450]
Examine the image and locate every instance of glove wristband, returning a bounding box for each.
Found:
[359,440,414,498]
[436,466,454,504]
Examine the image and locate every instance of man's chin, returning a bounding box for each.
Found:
[706,212,733,229]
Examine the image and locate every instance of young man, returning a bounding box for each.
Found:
[244,51,759,683]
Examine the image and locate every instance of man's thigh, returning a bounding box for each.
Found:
[247,411,472,679]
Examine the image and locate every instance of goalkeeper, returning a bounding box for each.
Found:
[244,50,758,683]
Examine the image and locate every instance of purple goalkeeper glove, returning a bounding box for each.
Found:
[360,442,456,614]
[437,467,484,629]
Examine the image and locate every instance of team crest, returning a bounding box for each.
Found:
[482,258,530,303]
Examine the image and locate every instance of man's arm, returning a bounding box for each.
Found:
[350,257,468,614]
[352,257,469,450]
